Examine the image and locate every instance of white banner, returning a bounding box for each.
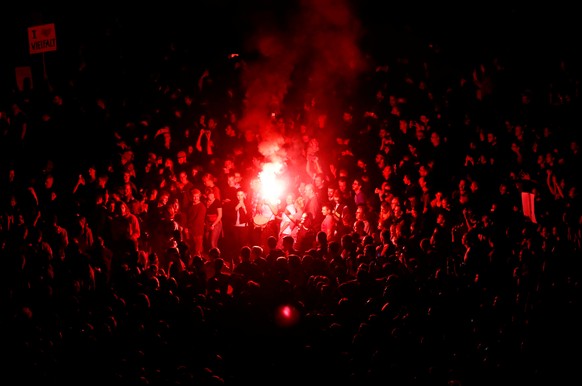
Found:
[28,23,57,54]
[521,191,537,224]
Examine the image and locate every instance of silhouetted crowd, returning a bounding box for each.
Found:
[1,16,581,386]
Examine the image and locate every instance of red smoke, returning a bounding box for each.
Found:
[239,0,370,165]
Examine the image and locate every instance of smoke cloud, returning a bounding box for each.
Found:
[238,0,369,163]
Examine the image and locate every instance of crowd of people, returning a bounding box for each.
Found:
[1,12,581,385]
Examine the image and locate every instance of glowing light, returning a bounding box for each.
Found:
[275,304,300,327]
[258,161,286,204]
[282,305,292,318]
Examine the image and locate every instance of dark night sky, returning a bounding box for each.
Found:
[1,2,579,94]
[3,3,579,59]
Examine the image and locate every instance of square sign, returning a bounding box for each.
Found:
[28,23,57,54]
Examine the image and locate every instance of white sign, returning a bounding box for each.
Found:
[521,192,537,224]
[28,23,57,54]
